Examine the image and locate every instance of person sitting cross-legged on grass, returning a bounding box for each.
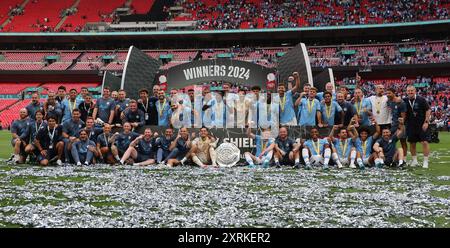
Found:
[301,127,332,170]
[153,127,176,164]
[328,122,358,169]
[71,129,96,166]
[166,127,192,167]
[273,126,299,168]
[353,120,381,169]
[190,127,218,168]
[119,128,157,166]
[96,123,116,165]
[373,117,407,168]
[110,122,139,164]
[244,124,274,168]
[34,116,64,166]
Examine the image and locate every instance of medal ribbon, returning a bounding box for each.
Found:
[69,99,77,113]
[158,99,166,117]
[48,126,56,145]
[35,121,43,134]
[307,99,315,113]
[280,95,286,112]
[312,139,321,155]
[408,97,416,116]
[340,139,348,157]
[375,97,382,114]
[262,139,267,152]
[362,140,367,158]
[355,100,363,115]
[325,103,332,118]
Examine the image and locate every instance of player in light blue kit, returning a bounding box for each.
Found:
[155,90,172,127]
[353,122,381,169]
[244,123,274,168]
[328,121,358,169]
[318,91,343,127]
[302,127,332,170]
[296,87,321,126]
[353,87,372,127]
[277,72,300,126]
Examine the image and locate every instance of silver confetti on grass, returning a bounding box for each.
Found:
[0,164,448,227]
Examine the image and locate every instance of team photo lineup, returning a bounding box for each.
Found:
[0,0,449,231]
[9,72,432,170]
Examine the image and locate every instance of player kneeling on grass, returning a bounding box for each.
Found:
[190,127,218,168]
[96,124,116,164]
[110,122,139,164]
[120,128,157,166]
[34,116,64,166]
[71,129,96,166]
[302,127,332,170]
[328,123,358,169]
[25,110,47,161]
[273,126,300,168]
[10,108,30,164]
[353,122,381,169]
[166,127,192,167]
[372,118,406,168]
[244,124,274,168]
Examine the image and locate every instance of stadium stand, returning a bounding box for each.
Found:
[0,99,35,128]
[130,0,155,14]
[169,0,450,30]
[3,0,74,32]
[0,82,39,94]
[0,63,45,70]
[0,0,448,32]
[61,0,128,32]
[0,40,447,71]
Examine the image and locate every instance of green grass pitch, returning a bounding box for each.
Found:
[0,130,449,227]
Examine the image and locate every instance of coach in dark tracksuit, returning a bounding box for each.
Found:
[404,85,431,168]
[137,88,158,126]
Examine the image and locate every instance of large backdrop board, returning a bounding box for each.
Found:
[313,68,335,92]
[102,71,122,92]
[112,42,315,95]
[166,59,276,89]
[277,42,313,89]
[120,46,161,99]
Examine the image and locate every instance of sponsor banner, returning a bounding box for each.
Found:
[166,59,275,89]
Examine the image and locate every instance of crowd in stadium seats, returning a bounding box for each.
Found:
[171,0,450,30]
[0,0,154,32]
[1,40,447,71]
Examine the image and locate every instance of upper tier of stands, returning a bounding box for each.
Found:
[0,0,448,32]
[0,40,448,71]
[170,0,450,30]
[0,0,155,32]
